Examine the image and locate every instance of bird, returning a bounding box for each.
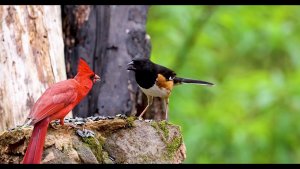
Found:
[127,57,214,120]
[22,58,100,164]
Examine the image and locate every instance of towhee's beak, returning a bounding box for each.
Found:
[127,61,136,71]
[93,74,101,83]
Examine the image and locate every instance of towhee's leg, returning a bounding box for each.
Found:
[164,98,169,121]
[138,95,153,120]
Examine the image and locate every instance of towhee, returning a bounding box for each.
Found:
[127,57,214,120]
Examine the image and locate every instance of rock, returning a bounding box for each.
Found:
[0,117,186,164]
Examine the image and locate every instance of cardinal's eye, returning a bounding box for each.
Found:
[90,74,95,80]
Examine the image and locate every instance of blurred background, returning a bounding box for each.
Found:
[146,5,300,163]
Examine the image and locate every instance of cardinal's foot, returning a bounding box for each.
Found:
[49,122,60,130]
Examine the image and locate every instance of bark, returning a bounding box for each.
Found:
[62,5,165,120]
[0,5,67,132]
[0,117,186,164]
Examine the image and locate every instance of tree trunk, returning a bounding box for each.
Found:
[62,5,166,120]
[0,5,66,132]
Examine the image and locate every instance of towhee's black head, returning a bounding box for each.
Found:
[127,58,156,72]
[128,58,157,89]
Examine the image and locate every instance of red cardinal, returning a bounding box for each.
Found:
[22,58,100,164]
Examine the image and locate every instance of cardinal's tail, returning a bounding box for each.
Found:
[173,77,214,86]
[22,117,50,164]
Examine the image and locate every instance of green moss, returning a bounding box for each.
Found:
[150,120,169,141]
[97,135,106,146]
[81,134,106,163]
[158,121,169,139]
[125,116,136,127]
[0,128,27,146]
[102,151,114,164]
[165,134,183,159]
[150,121,158,130]
[151,121,183,160]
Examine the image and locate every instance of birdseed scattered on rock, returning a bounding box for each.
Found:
[76,129,95,138]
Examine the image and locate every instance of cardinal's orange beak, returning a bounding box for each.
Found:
[93,74,101,83]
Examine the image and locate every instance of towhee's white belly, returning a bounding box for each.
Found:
[139,84,170,98]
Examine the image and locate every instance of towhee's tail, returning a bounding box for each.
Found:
[173,77,214,86]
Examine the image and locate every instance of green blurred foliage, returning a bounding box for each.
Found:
[146,5,300,163]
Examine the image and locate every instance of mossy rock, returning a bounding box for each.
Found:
[0,118,186,164]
